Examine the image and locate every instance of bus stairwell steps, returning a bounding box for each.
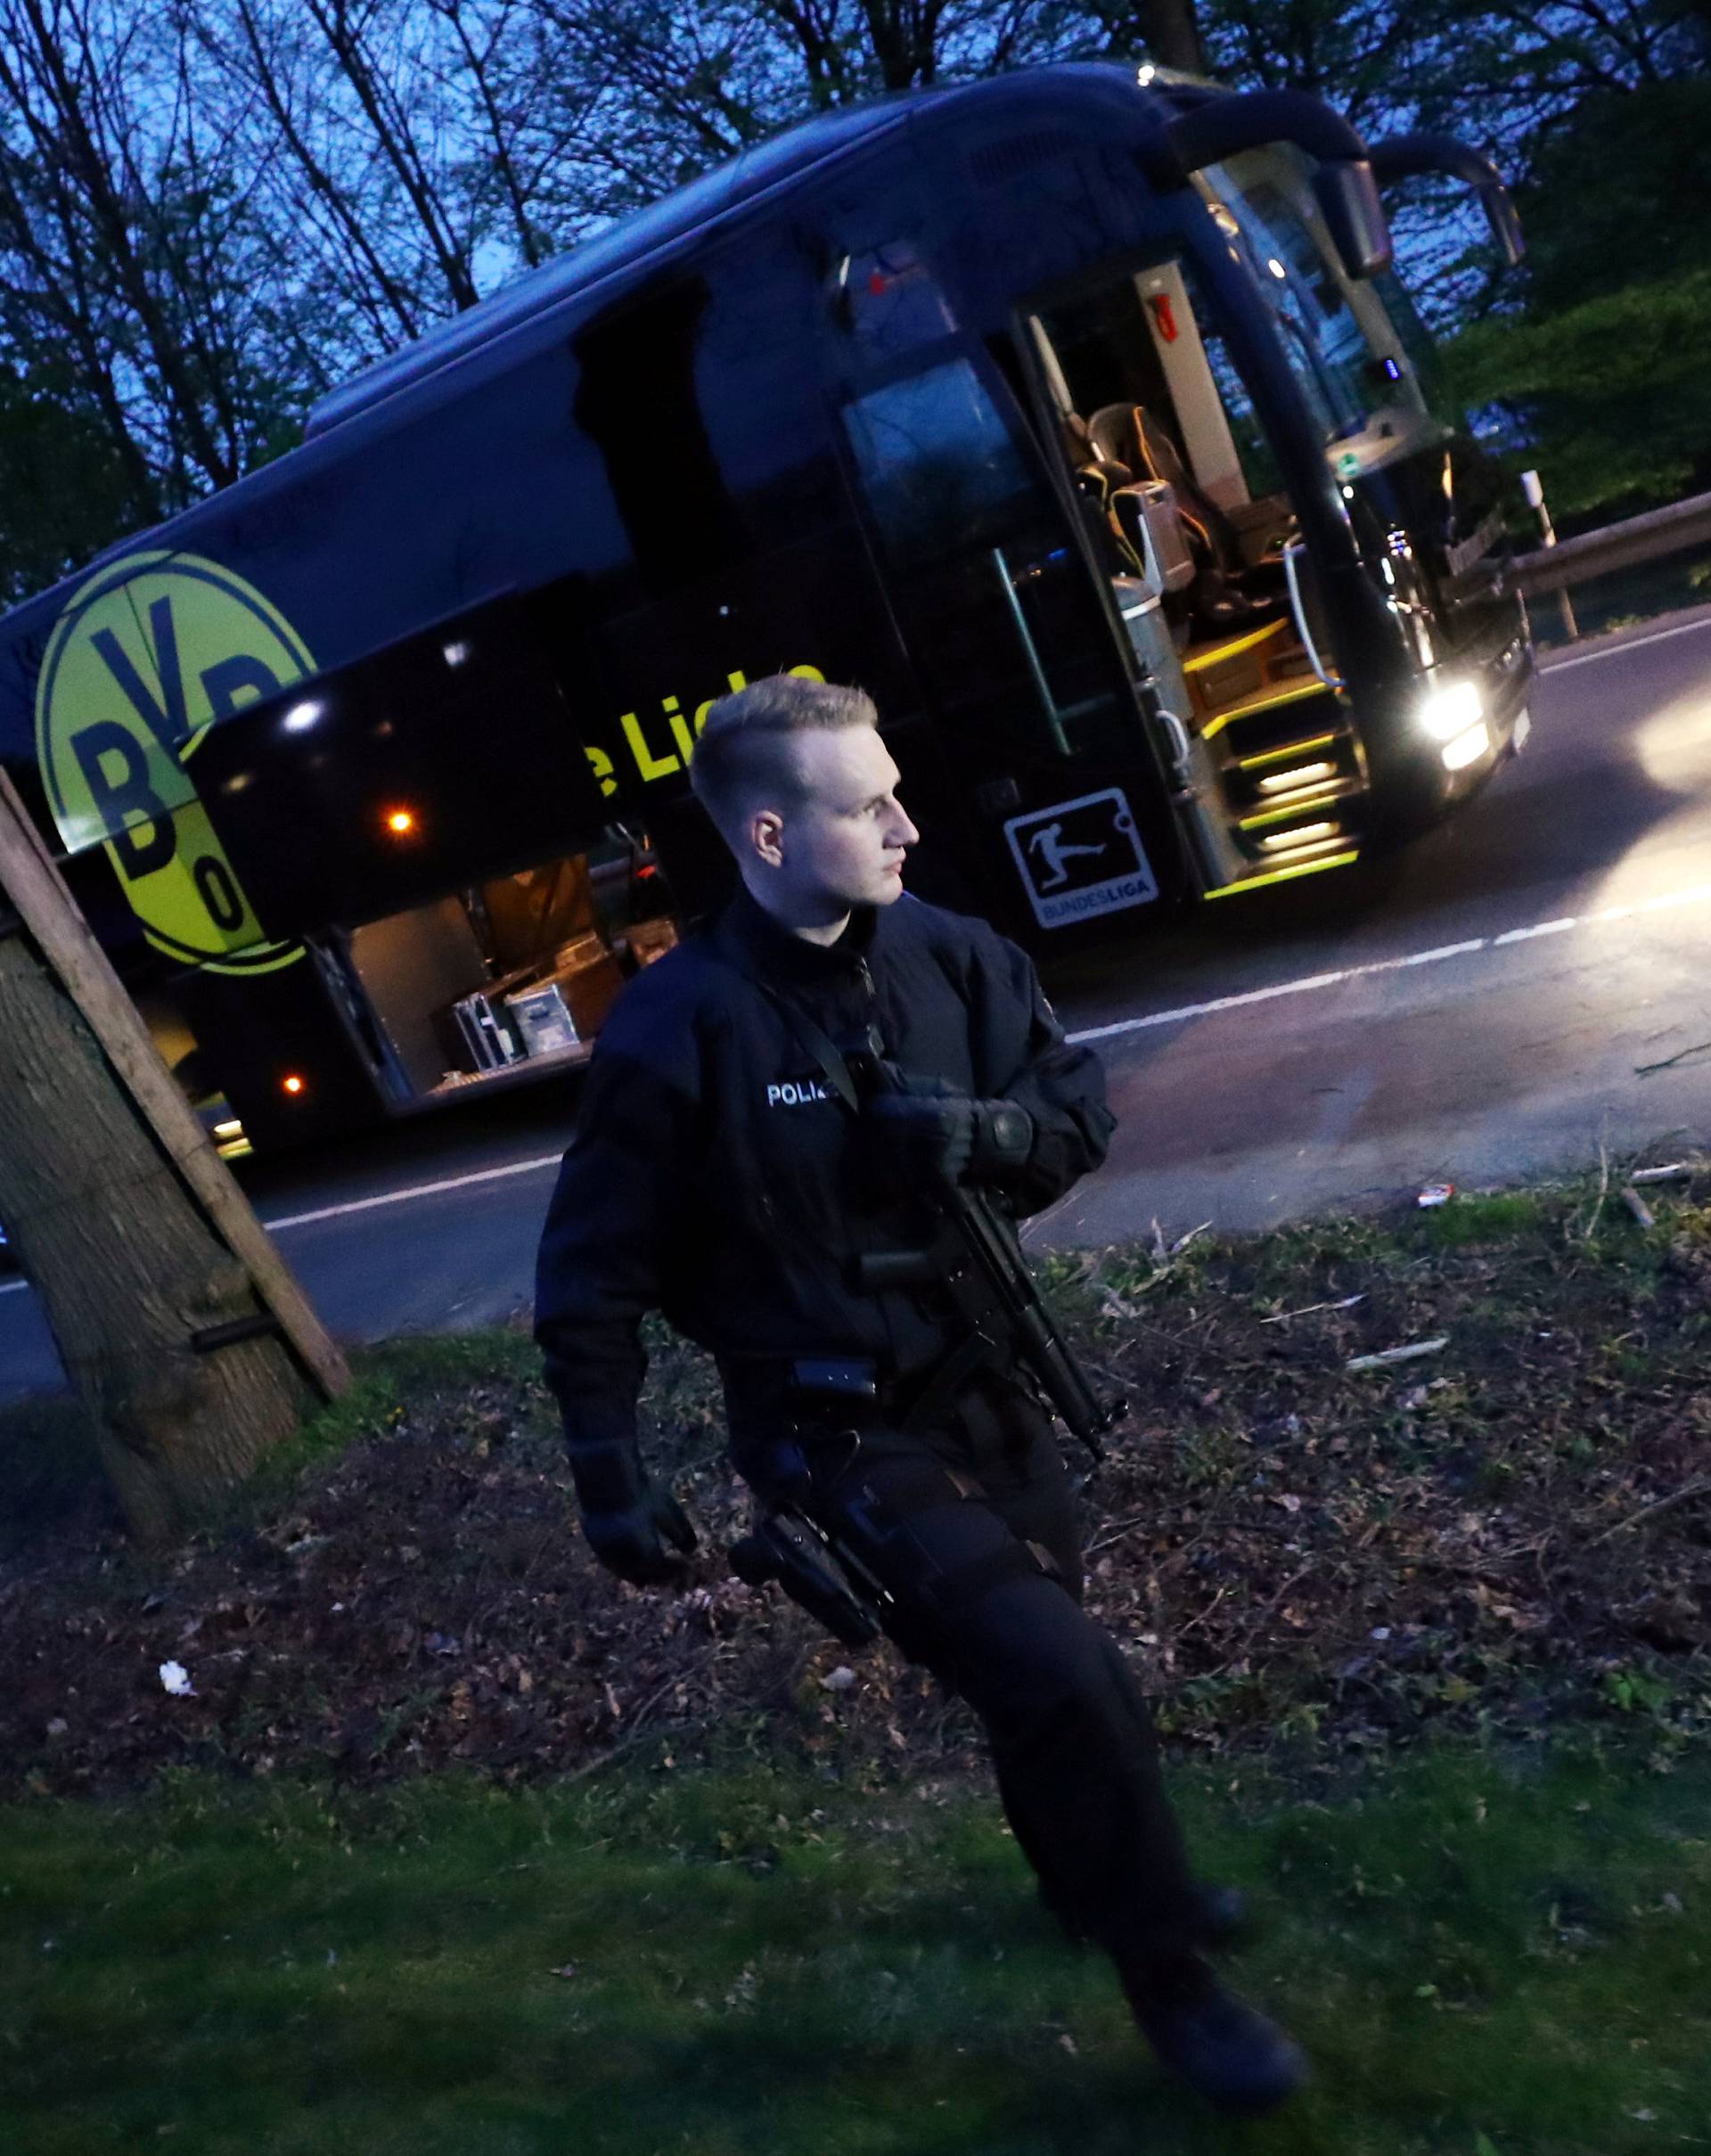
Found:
[1180,617,1371,886]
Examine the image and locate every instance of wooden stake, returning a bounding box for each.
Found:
[0,766,348,1401]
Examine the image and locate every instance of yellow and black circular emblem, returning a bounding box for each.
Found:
[35,550,315,976]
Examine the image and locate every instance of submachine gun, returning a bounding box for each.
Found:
[728,1021,1128,1647]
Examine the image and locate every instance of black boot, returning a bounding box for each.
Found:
[1127,1963,1307,2116]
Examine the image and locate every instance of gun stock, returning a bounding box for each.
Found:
[730,1507,892,1648]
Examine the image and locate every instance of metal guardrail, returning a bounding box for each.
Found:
[1510,488,1711,595]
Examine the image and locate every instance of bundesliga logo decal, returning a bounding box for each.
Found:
[1004,788,1159,929]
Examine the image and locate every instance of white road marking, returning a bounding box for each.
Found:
[6,813,1711,1296]
[262,1152,564,1232]
[1493,917,1576,946]
[1541,612,1711,672]
[1066,879,1711,1047]
[0,1150,569,1303]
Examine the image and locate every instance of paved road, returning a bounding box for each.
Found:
[6,607,1711,1398]
[1043,605,1711,1243]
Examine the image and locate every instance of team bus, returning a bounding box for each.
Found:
[0,62,1533,1156]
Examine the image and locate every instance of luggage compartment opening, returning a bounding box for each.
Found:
[192,831,685,1157]
[342,832,682,1107]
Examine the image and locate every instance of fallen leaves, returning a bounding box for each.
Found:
[6,1192,1711,1798]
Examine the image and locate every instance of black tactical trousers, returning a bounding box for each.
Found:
[792,1370,1201,1982]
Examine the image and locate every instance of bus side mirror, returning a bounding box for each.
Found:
[1311,163,1393,282]
[1482,187,1525,270]
[1159,88,1396,282]
[1367,132,1525,270]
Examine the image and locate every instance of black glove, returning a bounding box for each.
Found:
[867,1069,1034,1188]
[569,1436,699,1586]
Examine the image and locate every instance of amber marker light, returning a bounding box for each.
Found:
[282,1074,307,1096]
[384,807,417,836]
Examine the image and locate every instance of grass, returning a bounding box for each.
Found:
[2,1735,1707,2154]
[1414,1190,1550,1249]
[219,1330,555,1515]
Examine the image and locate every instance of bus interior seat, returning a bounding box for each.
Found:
[1061,412,1147,578]
[1068,405,1275,638]
[1087,402,1289,635]
[1062,412,1134,504]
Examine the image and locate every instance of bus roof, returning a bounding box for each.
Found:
[306,99,918,442]
[0,64,1198,663]
[307,63,1176,443]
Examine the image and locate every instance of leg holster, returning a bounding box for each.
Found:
[833,1458,1065,1620]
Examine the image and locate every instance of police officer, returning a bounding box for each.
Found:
[535,676,1306,2113]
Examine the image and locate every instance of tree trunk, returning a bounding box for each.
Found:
[0,930,321,1545]
[1125,0,1208,77]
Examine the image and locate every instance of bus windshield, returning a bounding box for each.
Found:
[1196,145,1449,480]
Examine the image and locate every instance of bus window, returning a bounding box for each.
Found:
[1368,266,1453,426]
[830,239,958,357]
[575,243,841,610]
[695,235,845,537]
[1188,298,1288,502]
[840,357,1038,565]
[839,354,1135,764]
[574,280,749,603]
[1196,148,1445,479]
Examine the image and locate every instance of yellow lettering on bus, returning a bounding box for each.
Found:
[618,709,681,781]
[612,666,826,787]
[692,670,749,739]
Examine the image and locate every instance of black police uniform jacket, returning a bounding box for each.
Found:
[533,884,1116,1474]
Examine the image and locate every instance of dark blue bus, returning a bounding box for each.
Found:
[0,62,1531,1154]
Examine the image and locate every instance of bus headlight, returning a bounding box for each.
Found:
[1419,677,1483,742]
[1441,721,1491,772]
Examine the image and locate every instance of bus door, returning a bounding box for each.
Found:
[1018,250,1375,898]
[822,243,1198,944]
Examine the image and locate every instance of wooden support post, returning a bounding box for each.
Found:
[0,766,348,1537]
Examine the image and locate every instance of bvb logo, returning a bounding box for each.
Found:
[35,550,315,976]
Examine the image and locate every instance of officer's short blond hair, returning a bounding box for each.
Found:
[690,674,878,845]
